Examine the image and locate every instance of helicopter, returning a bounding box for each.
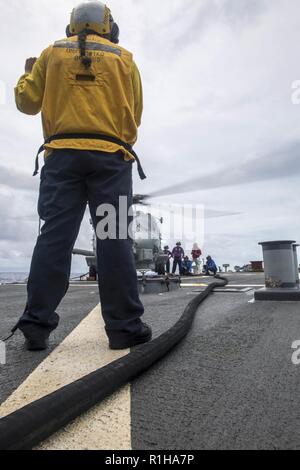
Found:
[72,195,167,276]
[72,190,238,278]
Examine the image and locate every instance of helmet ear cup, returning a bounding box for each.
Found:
[110,21,119,44]
[66,24,73,38]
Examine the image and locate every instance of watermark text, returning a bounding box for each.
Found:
[95,198,205,246]
[0,341,6,365]
[0,80,6,105]
[291,340,300,365]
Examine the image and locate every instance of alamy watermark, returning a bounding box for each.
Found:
[291,340,300,365]
[0,341,6,365]
[0,80,6,105]
[94,198,205,246]
[291,81,300,105]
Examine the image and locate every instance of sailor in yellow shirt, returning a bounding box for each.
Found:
[13,1,151,351]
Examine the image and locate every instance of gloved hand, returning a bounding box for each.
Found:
[25,57,37,73]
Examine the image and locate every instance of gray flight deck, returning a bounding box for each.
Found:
[0,273,300,450]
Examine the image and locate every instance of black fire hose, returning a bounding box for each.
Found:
[0,276,228,450]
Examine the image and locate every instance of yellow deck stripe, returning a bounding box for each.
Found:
[0,305,131,450]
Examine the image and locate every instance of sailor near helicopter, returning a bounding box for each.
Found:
[156,243,217,277]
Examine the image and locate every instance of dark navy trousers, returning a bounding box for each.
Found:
[18,149,144,341]
[172,259,182,275]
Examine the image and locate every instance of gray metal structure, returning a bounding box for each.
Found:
[255,240,300,301]
[293,244,299,286]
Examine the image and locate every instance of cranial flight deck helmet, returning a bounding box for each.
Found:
[66,1,120,44]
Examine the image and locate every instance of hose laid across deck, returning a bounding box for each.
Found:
[0,276,228,450]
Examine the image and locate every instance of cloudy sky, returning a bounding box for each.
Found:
[1,0,300,272]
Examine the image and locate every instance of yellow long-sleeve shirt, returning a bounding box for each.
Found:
[15,35,143,160]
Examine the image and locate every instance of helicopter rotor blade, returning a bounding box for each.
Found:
[133,199,239,219]
[72,249,95,257]
[144,143,300,200]
[133,194,151,205]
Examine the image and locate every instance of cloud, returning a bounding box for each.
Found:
[149,141,300,198]
[0,163,38,192]
[157,0,267,52]
[221,0,267,27]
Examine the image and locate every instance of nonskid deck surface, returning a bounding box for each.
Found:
[0,273,300,450]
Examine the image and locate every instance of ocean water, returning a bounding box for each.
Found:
[0,273,85,284]
[0,272,29,284]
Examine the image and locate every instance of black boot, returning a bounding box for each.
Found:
[109,323,152,350]
[18,323,51,351]
[25,336,49,351]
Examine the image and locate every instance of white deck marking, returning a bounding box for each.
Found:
[1,284,100,287]
[181,283,265,289]
[223,284,264,288]
[181,283,208,287]
[0,305,131,450]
